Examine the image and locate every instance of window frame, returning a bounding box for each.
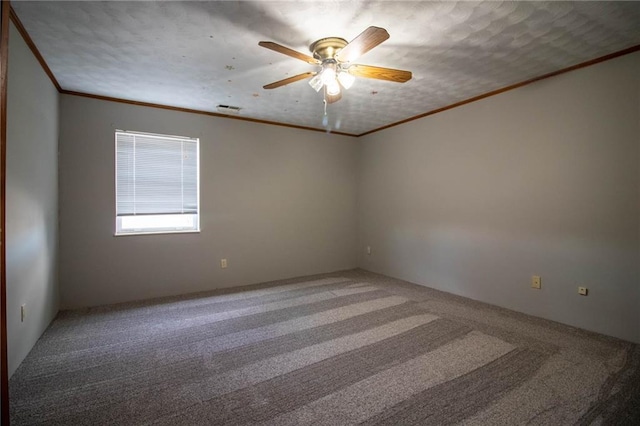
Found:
[114,129,200,236]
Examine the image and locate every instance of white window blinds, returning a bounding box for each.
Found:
[115,130,199,234]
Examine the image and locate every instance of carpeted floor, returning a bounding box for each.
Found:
[9,269,640,425]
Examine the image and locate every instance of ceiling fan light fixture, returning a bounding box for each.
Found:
[320,63,337,85]
[309,74,323,92]
[326,79,341,96]
[337,71,355,89]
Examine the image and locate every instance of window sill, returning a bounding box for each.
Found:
[114,230,201,237]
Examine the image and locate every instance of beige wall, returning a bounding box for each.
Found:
[358,52,640,343]
[58,96,359,308]
[6,23,60,376]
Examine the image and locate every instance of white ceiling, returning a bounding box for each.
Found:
[11,1,640,136]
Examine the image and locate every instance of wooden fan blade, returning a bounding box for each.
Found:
[259,41,320,65]
[263,72,317,89]
[334,26,390,63]
[347,64,412,83]
[324,86,342,104]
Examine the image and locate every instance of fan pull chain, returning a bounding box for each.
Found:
[322,98,329,127]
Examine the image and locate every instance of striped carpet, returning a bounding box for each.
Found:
[9,270,640,425]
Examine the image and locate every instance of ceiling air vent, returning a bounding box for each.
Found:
[216,105,242,114]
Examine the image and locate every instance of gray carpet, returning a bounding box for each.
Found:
[9,269,640,425]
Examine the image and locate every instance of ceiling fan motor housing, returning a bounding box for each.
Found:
[310,37,348,61]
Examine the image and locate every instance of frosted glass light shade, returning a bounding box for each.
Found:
[321,66,337,85]
[309,74,323,92]
[326,79,341,96]
[337,71,355,89]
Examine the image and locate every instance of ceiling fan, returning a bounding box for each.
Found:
[259,26,412,104]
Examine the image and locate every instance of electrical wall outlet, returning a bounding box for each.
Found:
[531,275,541,289]
[366,246,371,255]
[21,304,26,322]
[220,258,228,269]
[578,287,588,296]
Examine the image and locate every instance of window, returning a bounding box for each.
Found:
[115,130,199,235]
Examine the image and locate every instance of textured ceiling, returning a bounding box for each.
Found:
[11,1,640,136]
